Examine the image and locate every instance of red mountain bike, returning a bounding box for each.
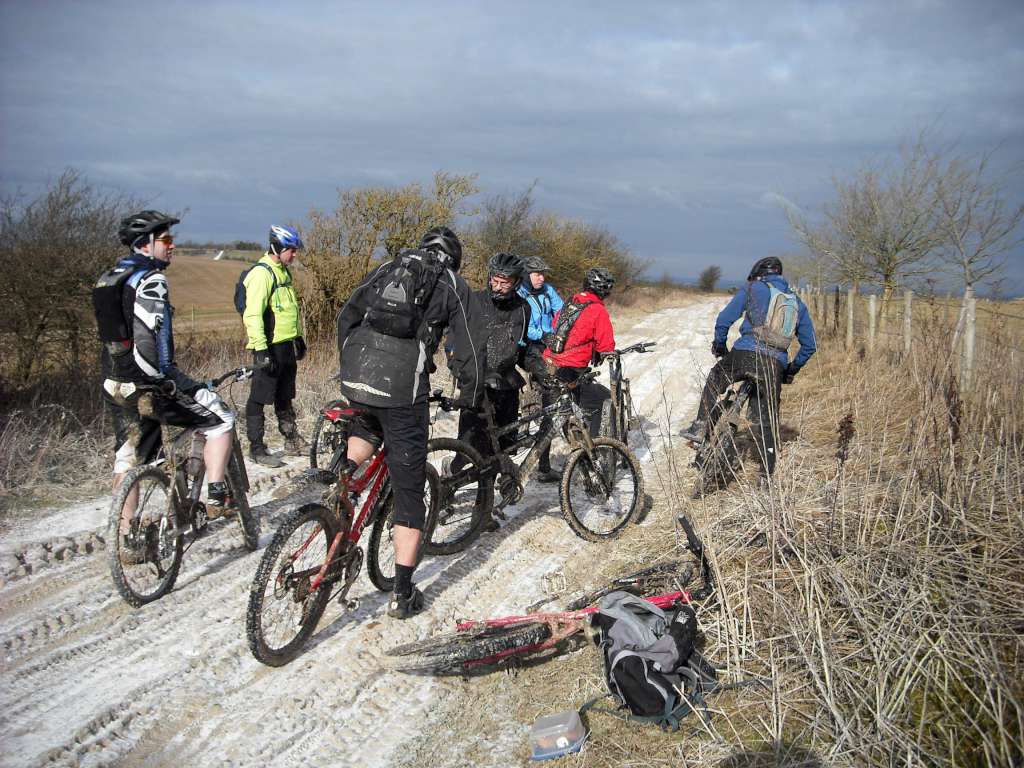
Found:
[246,400,440,667]
[387,514,714,674]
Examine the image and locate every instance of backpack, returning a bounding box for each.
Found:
[93,265,144,343]
[363,249,444,340]
[588,592,718,730]
[546,299,594,354]
[234,262,278,315]
[750,281,799,350]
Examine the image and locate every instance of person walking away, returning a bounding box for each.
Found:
[243,225,308,468]
[94,211,238,559]
[336,226,483,618]
[543,267,617,439]
[516,255,563,483]
[679,256,816,478]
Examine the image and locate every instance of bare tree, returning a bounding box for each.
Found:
[789,137,944,298]
[0,169,136,385]
[697,265,722,292]
[933,149,1024,292]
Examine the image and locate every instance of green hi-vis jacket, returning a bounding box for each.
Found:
[243,254,303,351]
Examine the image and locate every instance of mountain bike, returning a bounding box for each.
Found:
[689,378,754,497]
[426,369,644,552]
[598,341,656,446]
[246,401,441,667]
[387,513,714,674]
[107,367,260,607]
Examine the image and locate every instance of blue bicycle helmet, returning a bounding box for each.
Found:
[269,225,303,255]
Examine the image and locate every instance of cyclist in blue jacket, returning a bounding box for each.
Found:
[517,256,564,482]
[680,257,816,477]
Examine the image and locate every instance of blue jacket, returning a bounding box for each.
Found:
[516,282,564,341]
[714,274,817,370]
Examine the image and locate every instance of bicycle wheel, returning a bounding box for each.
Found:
[367,465,441,592]
[309,398,348,470]
[228,455,260,551]
[599,399,617,441]
[620,381,635,445]
[424,438,493,555]
[246,503,338,667]
[107,466,184,607]
[386,621,552,674]
[560,437,643,542]
[692,409,740,497]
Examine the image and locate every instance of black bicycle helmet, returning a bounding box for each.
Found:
[118,210,180,247]
[487,251,524,279]
[748,256,783,281]
[522,255,550,273]
[583,267,615,298]
[419,226,463,272]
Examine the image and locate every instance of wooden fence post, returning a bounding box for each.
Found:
[903,289,913,357]
[833,286,841,336]
[961,287,976,390]
[846,287,855,350]
[867,294,877,352]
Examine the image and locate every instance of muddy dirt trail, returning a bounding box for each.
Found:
[0,299,719,768]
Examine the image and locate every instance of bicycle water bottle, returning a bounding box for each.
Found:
[187,433,206,478]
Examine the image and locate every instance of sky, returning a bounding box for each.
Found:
[2,0,1023,291]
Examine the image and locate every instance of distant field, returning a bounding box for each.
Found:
[167,254,307,333]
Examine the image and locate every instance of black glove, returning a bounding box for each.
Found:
[711,340,728,358]
[253,349,277,376]
[782,364,799,385]
[541,332,557,348]
[453,390,481,411]
[293,337,307,361]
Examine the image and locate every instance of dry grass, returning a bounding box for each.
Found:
[408,305,1024,767]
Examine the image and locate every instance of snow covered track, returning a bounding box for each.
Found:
[0,300,720,768]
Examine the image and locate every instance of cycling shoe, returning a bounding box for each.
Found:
[388,586,425,619]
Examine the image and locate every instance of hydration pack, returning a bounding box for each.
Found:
[750,282,799,350]
[234,262,279,314]
[363,249,444,339]
[93,265,144,344]
[546,299,594,354]
[589,592,717,730]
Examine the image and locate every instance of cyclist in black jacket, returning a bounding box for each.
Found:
[336,226,483,618]
[448,252,530,527]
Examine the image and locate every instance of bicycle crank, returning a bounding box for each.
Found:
[334,546,364,608]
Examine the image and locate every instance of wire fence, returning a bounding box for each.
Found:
[795,286,1024,389]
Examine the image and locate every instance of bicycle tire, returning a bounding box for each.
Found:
[228,456,260,551]
[386,621,552,674]
[424,438,493,555]
[246,503,338,667]
[107,466,184,607]
[309,398,348,471]
[560,437,644,542]
[692,401,741,497]
[599,399,618,441]
[619,381,634,445]
[367,465,441,592]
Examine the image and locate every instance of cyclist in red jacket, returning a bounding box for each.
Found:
[543,267,616,440]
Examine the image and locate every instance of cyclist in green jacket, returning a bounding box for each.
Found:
[243,225,308,467]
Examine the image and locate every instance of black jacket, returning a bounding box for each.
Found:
[337,260,483,408]
[473,289,529,390]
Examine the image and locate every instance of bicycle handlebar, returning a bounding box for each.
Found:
[605,341,656,358]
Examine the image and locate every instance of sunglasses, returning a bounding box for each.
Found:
[155,234,175,245]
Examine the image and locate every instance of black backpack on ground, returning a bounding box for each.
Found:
[363,249,444,339]
[546,298,594,354]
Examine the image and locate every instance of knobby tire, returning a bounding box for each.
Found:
[107,466,184,607]
[425,438,493,555]
[387,621,552,674]
[309,398,348,471]
[367,465,441,592]
[229,458,260,551]
[560,437,644,542]
[246,503,337,667]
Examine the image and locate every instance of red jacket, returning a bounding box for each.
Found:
[543,291,615,369]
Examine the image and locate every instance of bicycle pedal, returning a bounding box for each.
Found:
[339,597,360,611]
